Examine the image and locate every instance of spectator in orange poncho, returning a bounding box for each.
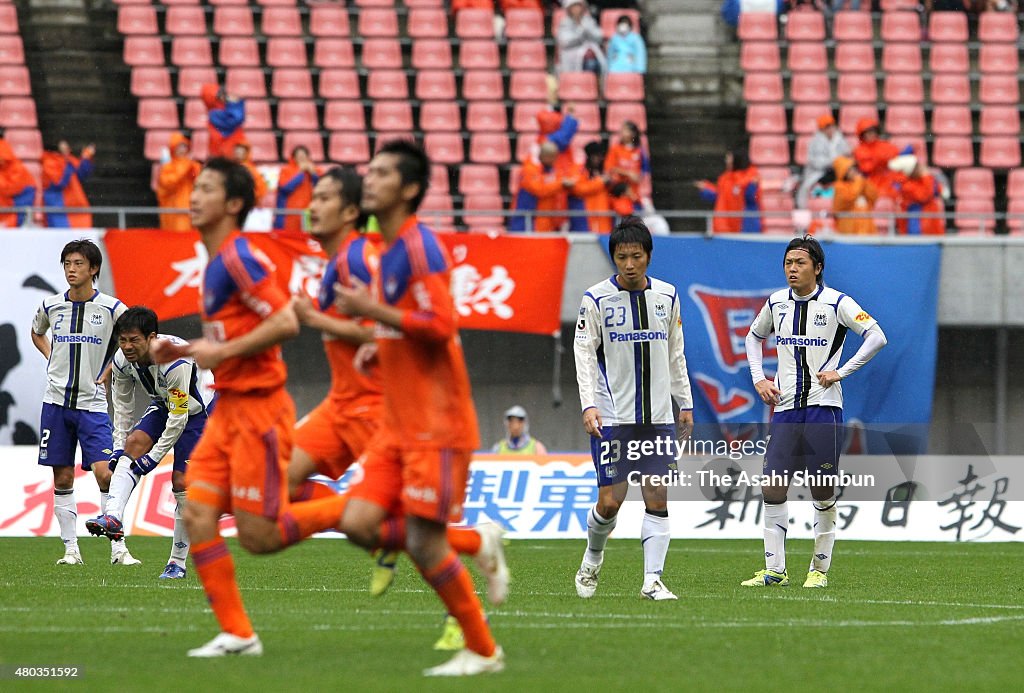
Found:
[201,83,246,159]
[42,140,94,228]
[451,0,492,13]
[571,141,633,233]
[853,118,899,200]
[230,140,267,202]
[604,120,649,212]
[508,141,575,232]
[156,132,201,231]
[696,148,761,233]
[889,154,946,235]
[0,138,37,227]
[274,145,320,231]
[832,156,878,235]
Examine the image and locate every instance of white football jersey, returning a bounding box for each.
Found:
[575,275,693,425]
[110,334,214,462]
[32,290,126,413]
[749,285,878,411]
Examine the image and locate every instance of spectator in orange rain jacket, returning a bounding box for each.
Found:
[508,141,575,232]
[42,140,94,228]
[0,138,37,227]
[889,154,946,235]
[201,83,246,159]
[604,120,650,212]
[832,156,878,235]
[156,132,201,231]
[274,145,320,231]
[571,141,633,233]
[230,140,268,203]
[853,118,899,201]
[696,148,761,233]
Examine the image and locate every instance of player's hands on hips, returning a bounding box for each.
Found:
[677,409,694,441]
[582,407,603,439]
[354,341,378,376]
[334,278,375,318]
[816,370,842,388]
[755,379,782,406]
[187,338,227,370]
[150,337,192,364]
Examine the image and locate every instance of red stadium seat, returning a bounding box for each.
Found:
[980,136,1021,169]
[469,133,511,164]
[930,74,970,105]
[277,99,318,131]
[361,38,403,69]
[310,5,350,37]
[746,104,787,134]
[737,12,777,41]
[880,12,920,43]
[462,193,505,229]
[124,36,164,67]
[883,74,923,104]
[600,9,640,38]
[165,6,206,35]
[0,97,37,128]
[266,38,307,67]
[458,40,498,69]
[262,6,302,36]
[412,39,453,70]
[190,130,209,160]
[606,102,646,132]
[314,39,355,68]
[979,43,1018,74]
[170,37,211,67]
[130,66,172,97]
[282,131,324,162]
[928,43,968,73]
[329,133,370,164]
[462,70,503,101]
[458,164,500,196]
[832,11,872,42]
[571,102,600,132]
[0,37,27,66]
[793,103,831,134]
[515,134,536,162]
[245,130,278,162]
[882,43,921,74]
[786,43,826,72]
[178,67,218,97]
[218,37,260,67]
[604,73,644,101]
[319,70,360,99]
[117,5,158,35]
[512,102,546,132]
[979,75,1019,106]
[954,197,995,233]
[979,106,1019,137]
[506,40,546,71]
[1007,169,1024,199]
[429,164,449,194]
[455,9,494,39]
[558,72,598,101]
[367,70,409,100]
[793,134,813,166]
[740,42,780,72]
[931,136,974,168]
[323,100,366,131]
[954,168,995,199]
[224,67,266,98]
[245,99,273,130]
[930,105,971,136]
[928,11,968,42]
[839,104,878,136]
[1007,197,1024,231]
[144,128,176,161]
[509,71,549,101]
[424,133,464,164]
[371,101,413,131]
[884,105,925,136]
[137,98,180,129]
[466,102,507,132]
[420,101,461,132]
[749,135,790,166]
[785,11,825,41]
[790,73,830,104]
[504,8,544,39]
[742,72,783,103]
[213,7,254,36]
[833,42,873,73]
[184,98,208,129]
[407,8,448,39]
[4,128,41,160]
[359,9,399,37]
[978,11,1019,43]
[415,70,456,100]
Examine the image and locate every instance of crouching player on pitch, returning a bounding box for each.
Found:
[742,235,886,588]
[86,306,214,579]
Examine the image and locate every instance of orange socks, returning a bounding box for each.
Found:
[191,538,253,638]
[376,518,482,555]
[292,480,336,502]
[420,551,495,657]
[277,494,348,548]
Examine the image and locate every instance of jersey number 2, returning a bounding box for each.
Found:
[603,306,626,328]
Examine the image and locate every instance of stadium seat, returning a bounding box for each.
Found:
[740,42,780,72]
[262,6,301,36]
[882,44,922,74]
[462,70,504,101]
[758,166,791,193]
[469,133,511,164]
[737,12,777,41]
[319,70,360,99]
[419,193,454,230]
[245,130,278,162]
[880,12,920,43]
[0,97,37,128]
[516,133,537,162]
[792,103,831,134]
[281,131,324,162]
[3,128,41,161]
[742,72,783,103]
[928,43,968,73]
[509,71,549,101]
[930,105,971,136]
[746,104,786,134]
[354,0,397,6]
[420,100,461,132]
[0,5,19,34]
[310,5,350,37]
[979,44,1018,74]
[143,128,176,161]
[266,38,307,68]
[245,99,273,130]
[430,164,449,194]
[256,0,299,5]
[891,135,926,161]
[835,73,875,104]
[883,74,923,104]
[790,73,830,103]
[507,164,522,196]
[600,9,641,38]
[371,101,413,131]
[130,66,172,97]
[761,191,794,233]
[170,36,211,67]
[980,136,1021,169]
[323,100,365,131]
[571,102,600,133]
[1007,169,1024,199]
[786,43,827,73]
[424,132,464,164]
[954,197,995,233]
[358,9,399,37]
[604,73,644,101]
[979,106,1020,137]
[183,98,208,129]
[465,102,507,133]
[884,105,925,136]
[177,66,217,98]
[165,6,206,35]
[213,7,254,36]
[833,42,873,73]
[832,11,872,42]
[314,39,355,68]
[455,9,494,39]
[930,74,970,105]
[749,135,789,167]
[0,35,26,64]
[512,102,546,132]
[785,11,825,41]
[504,8,544,39]
[412,39,452,70]
[407,8,448,38]
[458,164,500,196]
[117,5,158,35]
[558,72,598,101]
[606,102,646,132]
[793,135,814,166]
[458,40,498,70]
[880,0,919,8]
[980,75,1019,106]
[415,70,456,100]
[329,133,370,164]
[931,136,974,168]
[367,70,409,100]
[361,38,403,70]
[218,37,260,67]
[1007,197,1024,232]
[928,12,968,43]
[462,193,505,229]
[209,0,249,5]
[124,36,164,67]
[839,104,878,136]
[506,40,546,71]
[190,130,209,160]
[224,67,266,98]
[137,98,179,129]
[277,99,319,131]
[954,168,995,199]
[978,11,1019,42]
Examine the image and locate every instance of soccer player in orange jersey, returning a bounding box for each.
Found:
[335,140,506,677]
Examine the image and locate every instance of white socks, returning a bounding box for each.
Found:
[169,490,190,566]
[54,488,78,551]
[106,458,141,522]
[641,511,670,584]
[763,501,788,573]
[583,505,617,566]
[811,496,837,574]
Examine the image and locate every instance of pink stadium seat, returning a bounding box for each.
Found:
[883,74,923,104]
[124,36,164,67]
[420,101,461,132]
[737,12,777,41]
[954,197,995,233]
[170,36,212,67]
[323,100,366,131]
[266,38,307,68]
[0,7,17,35]
[890,136,926,161]
[262,6,301,36]
[419,193,454,230]
[245,130,278,162]
[190,130,209,160]
[980,75,1019,106]
[371,101,414,131]
[469,133,511,164]
[218,37,260,67]
[930,105,971,136]
[930,74,970,105]
[979,43,1018,74]
[210,0,248,5]
[605,73,644,101]
[361,38,403,69]
[459,40,498,69]
[367,70,409,100]
[466,102,507,132]
[415,70,456,100]
[558,72,598,101]
[117,5,158,35]
[224,67,266,98]
[504,8,544,39]
[165,6,206,35]
[793,135,813,166]
[359,9,399,37]
[786,42,826,72]
[790,72,830,103]
[1007,169,1024,199]
[462,70,503,101]
[0,97,37,128]
[256,0,299,5]
[277,99,318,131]
[455,9,494,39]
[512,102,546,132]
[463,193,505,229]
[137,98,180,129]
[508,164,522,196]
[162,0,203,5]
[354,0,397,6]
[980,136,1021,169]
[130,66,172,97]
[424,132,464,164]
[184,98,207,129]
[978,11,1019,42]
[429,164,449,194]
[412,39,453,70]
[979,106,1019,137]
[600,9,640,38]
[310,5,350,37]
[880,12,920,43]
[746,104,787,134]
[572,102,601,133]
[761,191,794,233]
[4,128,41,160]
[606,102,646,132]
[314,39,355,68]
[329,133,370,164]
[832,11,872,42]
[458,164,500,196]
[749,135,789,167]
[880,0,919,8]
[839,104,878,136]
[931,136,974,168]
[213,7,254,36]
[506,40,546,71]
[178,67,218,98]
[792,103,831,134]
[0,35,24,65]
[833,42,873,73]
[740,42,780,72]
[882,43,921,74]
[928,43,968,73]
[319,69,360,99]
[407,8,448,38]
[515,134,535,162]
[759,166,791,192]
[282,131,324,162]
[785,11,825,41]
[884,105,925,135]
[928,11,968,42]
[509,71,549,101]
[742,72,783,102]
[144,128,176,161]
[954,168,995,199]
[1007,198,1024,231]
[245,99,273,130]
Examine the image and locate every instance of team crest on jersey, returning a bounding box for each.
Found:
[655,302,667,319]
[688,285,777,372]
[88,312,103,326]
[854,311,872,324]
[814,312,827,327]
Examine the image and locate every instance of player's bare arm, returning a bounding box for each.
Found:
[31,331,51,360]
[292,293,374,344]
[677,409,694,440]
[151,306,299,369]
[334,277,406,329]
[816,371,842,388]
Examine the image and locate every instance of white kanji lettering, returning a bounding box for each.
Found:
[166,241,209,297]
[451,264,516,320]
[290,254,326,300]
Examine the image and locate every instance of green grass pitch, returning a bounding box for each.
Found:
[0,537,1021,690]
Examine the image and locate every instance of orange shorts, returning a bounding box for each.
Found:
[186,387,295,519]
[293,398,378,479]
[347,436,471,524]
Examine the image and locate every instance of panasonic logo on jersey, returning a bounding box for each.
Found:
[776,336,828,347]
[609,330,668,342]
[52,334,103,345]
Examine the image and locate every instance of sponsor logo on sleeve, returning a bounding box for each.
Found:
[854,311,872,324]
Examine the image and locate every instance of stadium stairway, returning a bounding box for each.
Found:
[19,0,152,219]
[644,0,745,215]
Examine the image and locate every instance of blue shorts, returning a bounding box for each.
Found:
[763,406,843,480]
[134,402,208,473]
[38,403,114,470]
[589,424,677,487]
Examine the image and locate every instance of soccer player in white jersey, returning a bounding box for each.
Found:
[86,306,214,579]
[742,235,887,588]
[573,216,694,601]
[30,238,135,566]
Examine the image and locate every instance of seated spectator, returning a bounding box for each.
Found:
[696,148,762,233]
[201,83,246,160]
[230,140,268,204]
[274,146,320,231]
[156,132,201,231]
[0,137,37,227]
[604,120,649,212]
[557,0,607,77]
[607,15,646,74]
[508,141,575,232]
[570,141,633,233]
[889,154,946,235]
[832,156,877,235]
[797,114,851,208]
[42,140,94,228]
[853,118,899,201]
